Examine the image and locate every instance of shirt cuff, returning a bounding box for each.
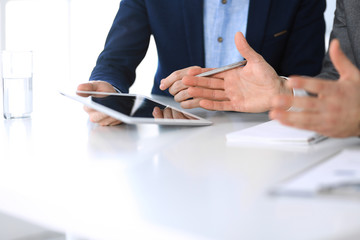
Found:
[279,76,308,112]
[112,86,122,93]
[293,88,308,97]
[279,76,308,97]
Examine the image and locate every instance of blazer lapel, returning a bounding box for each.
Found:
[182,0,205,67]
[246,0,272,52]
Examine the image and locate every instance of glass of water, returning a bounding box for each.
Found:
[1,51,33,119]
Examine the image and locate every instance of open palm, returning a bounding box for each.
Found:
[183,32,289,113]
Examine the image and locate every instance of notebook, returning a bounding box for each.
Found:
[270,149,360,198]
[226,120,327,146]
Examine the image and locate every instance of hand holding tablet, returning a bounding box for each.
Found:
[70,60,247,126]
[60,90,212,126]
[76,81,123,126]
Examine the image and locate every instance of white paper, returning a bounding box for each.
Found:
[271,149,360,197]
[226,120,326,146]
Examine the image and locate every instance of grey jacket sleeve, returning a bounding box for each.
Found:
[317,0,357,80]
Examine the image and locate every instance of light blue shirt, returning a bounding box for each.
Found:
[204,0,249,68]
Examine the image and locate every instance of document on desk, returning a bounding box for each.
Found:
[271,149,360,198]
[226,120,327,146]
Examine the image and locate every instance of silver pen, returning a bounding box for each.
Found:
[196,60,247,77]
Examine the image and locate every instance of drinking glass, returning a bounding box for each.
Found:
[1,51,33,119]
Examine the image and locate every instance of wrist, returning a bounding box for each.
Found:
[278,76,301,112]
[278,76,293,96]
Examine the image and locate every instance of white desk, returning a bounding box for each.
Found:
[1,90,360,240]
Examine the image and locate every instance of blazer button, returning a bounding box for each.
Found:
[217,37,223,43]
[221,0,227,4]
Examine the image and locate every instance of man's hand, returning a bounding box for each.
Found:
[152,106,196,120]
[77,81,123,126]
[160,66,207,109]
[270,39,360,138]
[181,32,291,112]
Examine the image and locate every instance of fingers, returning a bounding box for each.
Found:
[269,108,351,137]
[180,98,202,109]
[187,87,228,101]
[152,107,164,119]
[77,82,96,97]
[77,81,116,97]
[182,75,224,89]
[288,76,337,95]
[77,81,119,126]
[177,75,225,108]
[178,87,227,108]
[84,106,106,122]
[83,105,122,126]
[174,81,227,105]
[235,32,262,63]
[173,89,192,103]
[98,118,122,126]
[291,97,322,111]
[160,66,201,91]
[269,110,323,132]
[153,107,192,119]
[171,108,188,119]
[199,99,234,111]
[272,95,321,112]
[168,80,188,96]
[329,39,360,81]
[162,108,174,119]
[187,67,215,76]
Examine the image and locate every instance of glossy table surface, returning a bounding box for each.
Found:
[1,90,360,240]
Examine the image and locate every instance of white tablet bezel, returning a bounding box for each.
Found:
[60,91,212,126]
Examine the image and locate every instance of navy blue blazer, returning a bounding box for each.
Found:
[90,0,326,96]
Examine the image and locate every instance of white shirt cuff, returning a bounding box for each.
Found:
[293,88,308,97]
[280,76,307,112]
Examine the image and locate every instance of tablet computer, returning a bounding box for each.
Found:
[60,91,212,126]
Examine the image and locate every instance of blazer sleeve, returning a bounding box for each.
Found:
[317,0,357,80]
[275,0,326,77]
[89,0,151,93]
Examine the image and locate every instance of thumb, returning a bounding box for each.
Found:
[77,81,115,97]
[235,32,262,63]
[77,82,97,96]
[329,39,360,81]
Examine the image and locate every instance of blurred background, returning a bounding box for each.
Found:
[1,0,336,96]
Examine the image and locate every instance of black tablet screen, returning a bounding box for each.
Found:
[91,94,196,120]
